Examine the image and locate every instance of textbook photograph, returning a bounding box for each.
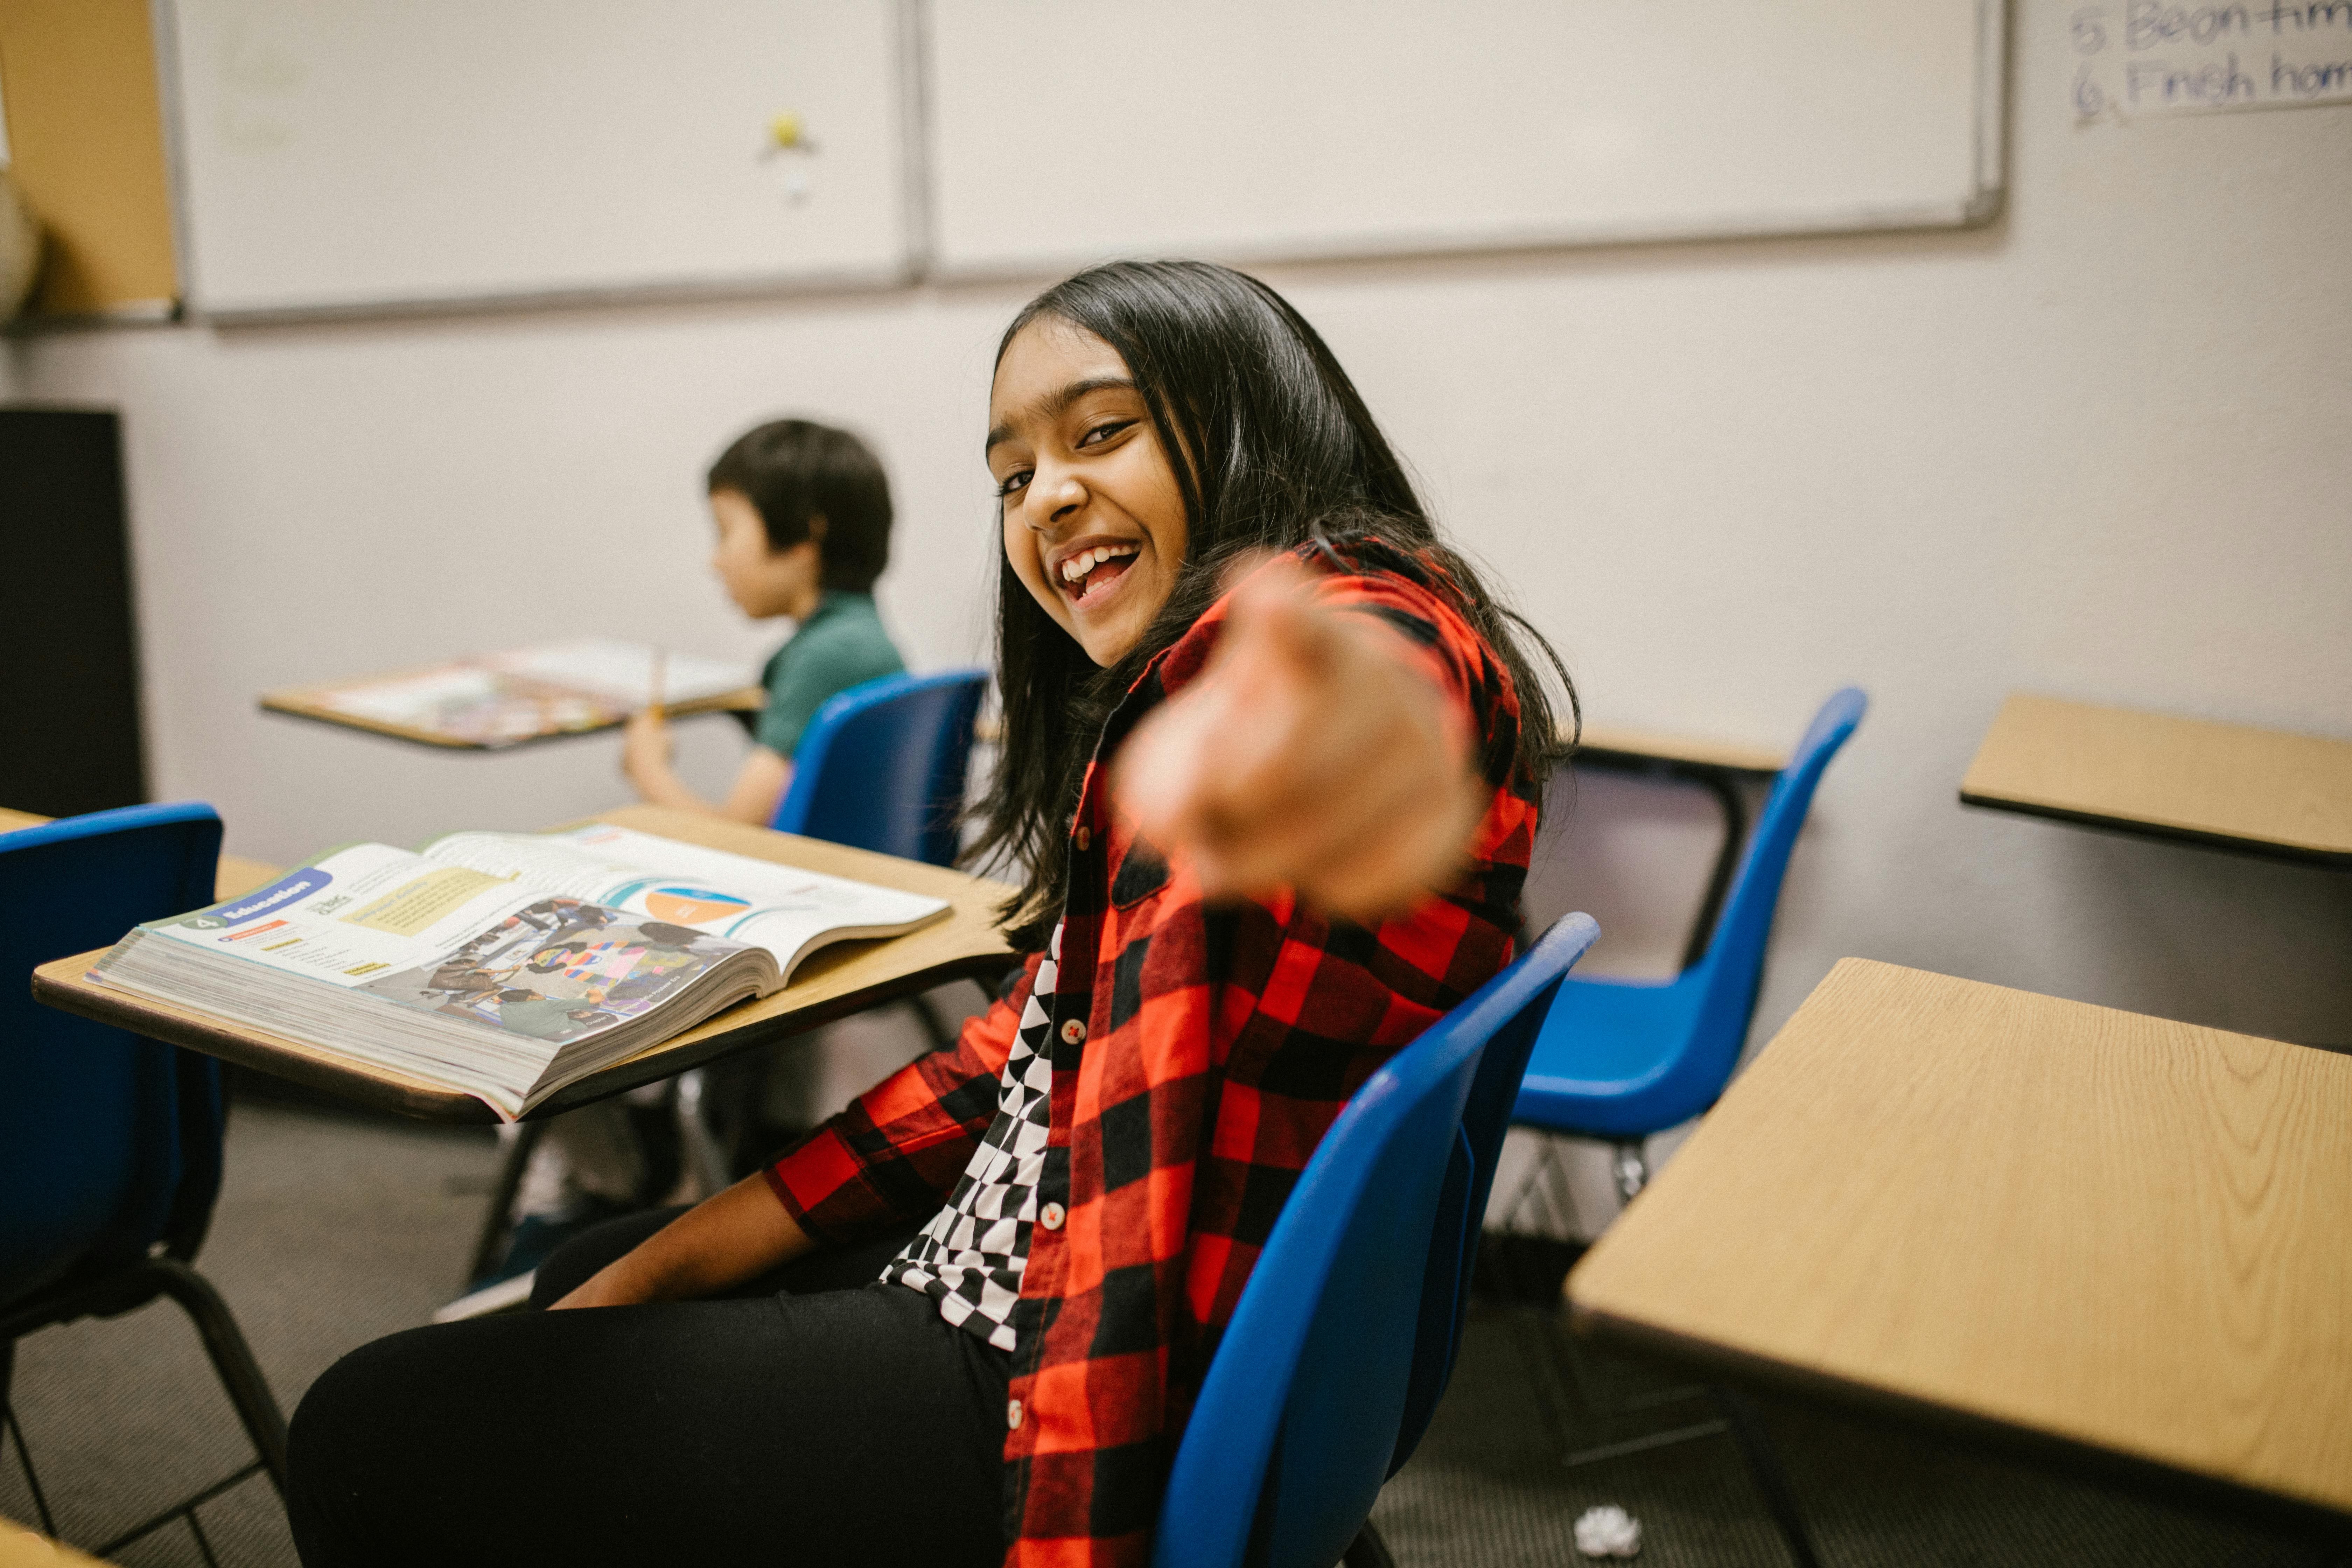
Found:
[88,824,950,1119]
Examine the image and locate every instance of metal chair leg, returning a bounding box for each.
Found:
[673,1069,733,1198]
[144,1258,288,1494]
[1680,768,1750,970]
[1342,1517,1398,1568]
[466,1119,547,1282]
[1611,1140,1649,1204]
[2,1342,57,1537]
[1716,1386,1823,1568]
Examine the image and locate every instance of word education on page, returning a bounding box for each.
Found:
[2069,2,2352,117]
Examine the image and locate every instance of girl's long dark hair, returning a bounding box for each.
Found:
[967,260,1576,950]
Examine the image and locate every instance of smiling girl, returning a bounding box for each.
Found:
[286,261,1572,1568]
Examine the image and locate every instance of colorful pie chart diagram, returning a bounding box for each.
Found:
[643,887,752,925]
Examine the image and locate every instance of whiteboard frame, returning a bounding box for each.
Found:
[916,0,2012,285]
[158,0,936,325]
[140,0,2008,324]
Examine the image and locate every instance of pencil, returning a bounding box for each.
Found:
[648,646,668,720]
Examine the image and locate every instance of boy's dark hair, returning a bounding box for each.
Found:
[969,259,1577,949]
[706,419,893,593]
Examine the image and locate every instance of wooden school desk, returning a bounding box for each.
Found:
[1568,958,2352,1536]
[0,806,279,902]
[1571,724,1787,968]
[1961,693,2352,867]
[260,675,764,750]
[31,804,1020,1125]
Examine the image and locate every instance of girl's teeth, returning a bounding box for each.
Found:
[1062,545,1135,584]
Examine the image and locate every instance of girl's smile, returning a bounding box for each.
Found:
[987,318,1188,666]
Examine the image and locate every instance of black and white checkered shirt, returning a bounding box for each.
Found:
[881,924,1059,1352]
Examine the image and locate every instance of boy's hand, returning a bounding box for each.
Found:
[621,709,674,793]
[1111,555,1485,923]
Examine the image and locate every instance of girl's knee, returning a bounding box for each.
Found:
[286,1335,424,1565]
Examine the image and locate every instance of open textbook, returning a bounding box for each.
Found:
[267,639,755,749]
[89,824,949,1120]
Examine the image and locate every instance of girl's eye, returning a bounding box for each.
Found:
[1077,420,1131,448]
[995,469,1030,498]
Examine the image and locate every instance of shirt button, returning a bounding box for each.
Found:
[1040,1202,1066,1231]
[1059,1019,1086,1046]
[1073,825,1091,850]
[1007,1399,1025,1430]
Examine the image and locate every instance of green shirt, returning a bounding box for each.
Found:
[755,591,905,759]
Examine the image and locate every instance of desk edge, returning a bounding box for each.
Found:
[33,951,496,1122]
[1957,789,2352,867]
[258,685,762,752]
[35,943,1021,1125]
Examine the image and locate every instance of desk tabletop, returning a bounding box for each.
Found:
[260,673,763,751]
[32,804,1020,1124]
[1961,693,2352,864]
[1,1515,109,1568]
[1573,723,1785,776]
[1568,958,2352,1521]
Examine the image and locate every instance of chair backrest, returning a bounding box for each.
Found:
[1386,915,1601,1474]
[0,803,227,1308]
[1155,913,1602,1568]
[769,669,988,867]
[1672,687,1867,1118]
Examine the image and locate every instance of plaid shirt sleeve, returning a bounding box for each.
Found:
[765,953,1044,1244]
[997,545,1540,1567]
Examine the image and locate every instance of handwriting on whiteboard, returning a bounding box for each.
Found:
[2070,2,2352,117]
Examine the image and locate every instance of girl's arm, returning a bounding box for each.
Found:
[621,710,792,825]
[1114,555,1489,922]
[549,1170,813,1309]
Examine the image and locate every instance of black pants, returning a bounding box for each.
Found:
[287,1209,1010,1567]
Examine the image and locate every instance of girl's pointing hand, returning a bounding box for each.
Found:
[1112,555,1486,923]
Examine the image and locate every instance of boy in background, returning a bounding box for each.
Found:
[493,421,908,1296]
[623,419,905,820]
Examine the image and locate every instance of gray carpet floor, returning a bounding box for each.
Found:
[1,1102,499,1565]
[2,1102,2340,1566]
[1372,1304,2341,1567]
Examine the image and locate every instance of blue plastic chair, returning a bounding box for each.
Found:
[1155,912,1601,1568]
[1512,688,1867,1188]
[0,803,288,1554]
[770,668,990,867]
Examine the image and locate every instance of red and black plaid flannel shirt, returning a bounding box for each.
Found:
[767,540,1540,1566]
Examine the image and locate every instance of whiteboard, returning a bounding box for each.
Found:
[163,0,916,318]
[925,0,2007,277]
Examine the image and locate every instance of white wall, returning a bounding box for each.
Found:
[16,3,2350,1147]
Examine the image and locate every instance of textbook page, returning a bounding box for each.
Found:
[488,639,751,706]
[307,640,752,748]
[320,666,626,746]
[418,825,950,980]
[97,844,769,1106]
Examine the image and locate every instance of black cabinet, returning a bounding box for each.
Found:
[0,407,147,815]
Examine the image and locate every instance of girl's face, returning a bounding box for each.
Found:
[988,317,1189,667]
